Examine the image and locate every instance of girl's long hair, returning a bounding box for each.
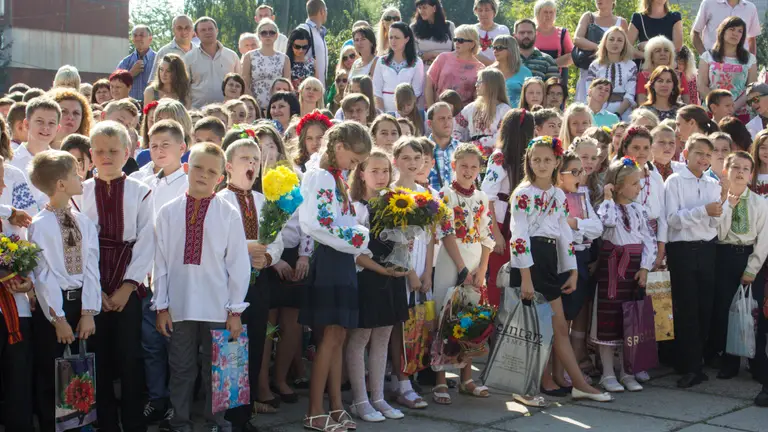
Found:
[149,54,191,107]
[475,68,509,130]
[349,150,392,202]
[410,0,452,43]
[678,105,719,135]
[395,83,424,136]
[582,126,612,205]
[497,108,534,187]
[559,103,592,147]
[750,129,768,187]
[321,122,374,209]
[517,138,562,191]
[643,66,681,109]
[292,114,331,168]
[595,26,632,64]
[377,6,401,55]
[349,75,377,123]
[711,16,749,65]
[519,77,545,110]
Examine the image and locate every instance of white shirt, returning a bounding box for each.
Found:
[481,149,512,222]
[508,184,577,272]
[718,188,768,276]
[693,0,760,51]
[639,168,668,243]
[747,115,763,140]
[300,20,329,88]
[129,162,156,184]
[372,56,425,113]
[597,199,657,270]
[145,169,188,220]
[0,163,39,238]
[454,102,512,157]
[76,176,155,285]
[281,213,313,257]
[184,42,241,109]
[9,144,48,211]
[217,188,285,264]
[571,186,604,251]
[151,38,197,79]
[152,194,250,322]
[665,167,723,242]
[474,23,510,63]
[30,208,101,322]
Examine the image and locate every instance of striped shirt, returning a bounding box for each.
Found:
[521,48,559,81]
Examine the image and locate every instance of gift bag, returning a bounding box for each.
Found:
[430,285,479,371]
[402,292,431,375]
[622,297,658,374]
[480,287,554,396]
[55,339,96,432]
[646,271,674,341]
[726,285,757,359]
[211,326,250,414]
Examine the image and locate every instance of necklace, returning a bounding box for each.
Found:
[452,180,475,196]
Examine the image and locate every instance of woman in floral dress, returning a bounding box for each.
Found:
[242,19,291,112]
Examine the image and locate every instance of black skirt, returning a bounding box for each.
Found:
[558,249,593,321]
[269,246,308,309]
[356,234,409,328]
[299,244,359,329]
[508,237,562,301]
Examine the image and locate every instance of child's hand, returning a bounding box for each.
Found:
[561,271,577,294]
[156,311,173,337]
[653,243,666,271]
[293,256,309,281]
[471,268,486,289]
[406,270,422,292]
[109,283,135,312]
[248,243,268,270]
[77,315,96,340]
[54,319,75,344]
[5,275,32,293]
[101,292,113,312]
[635,269,648,288]
[719,179,730,202]
[8,209,31,228]
[742,272,756,286]
[603,184,614,201]
[272,260,293,280]
[419,271,433,293]
[226,314,243,340]
[491,225,505,254]
[705,202,723,217]
[521,278,535,300]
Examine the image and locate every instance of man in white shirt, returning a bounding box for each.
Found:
[473,0,510,66]
[255,4,289,53]
[184,17,241,109]
[691,0,760,54]
[151,15,196,80]
[300,0,329,88]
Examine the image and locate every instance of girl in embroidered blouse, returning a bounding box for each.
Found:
[650,123,685,181]
[454,68,511,161]
[585,27,637,121]
[593,158,657,393]
[749,130,768,197]
[581,127,612,205]
[433,143,494,404]
[508,136,612,404]
[560,103,593,149]
[298,121,373,432]
[292,111,333,173]
[519,77,545,111]
[482,108,535,306]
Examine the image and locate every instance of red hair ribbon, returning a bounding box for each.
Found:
[296,111,333,137]
[142,100,159,116]
[520,108,526,126]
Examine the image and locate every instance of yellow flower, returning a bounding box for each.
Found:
[262,166,300,201]
[6,243,18,252]
[452,325,466,339]
[0,237,8,243]
[388,192,415,216]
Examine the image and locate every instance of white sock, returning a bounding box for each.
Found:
[599,345,615,378]
[399,379,419,401]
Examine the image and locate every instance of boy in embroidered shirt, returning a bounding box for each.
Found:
[153,143,250,432]
[193,116,226,147]
[6,102,28,150]
[665,133,727,389]
[27,150,100,432]
[74,120,154,431]
[217,139,284,421]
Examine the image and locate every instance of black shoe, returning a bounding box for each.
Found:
[717,367,739,379]
[278,391,299,404]
[540,385,572,397]
[677,372,705,388]
[755,389,768,407]
[143,399,168,424]
[447,378,458,389]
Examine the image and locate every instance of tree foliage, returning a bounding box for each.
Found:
[757,10,768,68]
[184,0,257,54]
[129,0,181,52]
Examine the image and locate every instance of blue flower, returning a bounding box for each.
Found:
[277,187,303,214]
[460,317,473,329]
[478,311,491,319]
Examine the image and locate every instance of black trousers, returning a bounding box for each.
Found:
[667,240,717,374]
[91,292,146,432]
[0,316,34,431]
[32,296,83,432]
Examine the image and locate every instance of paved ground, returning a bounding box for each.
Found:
[156,360,768,432]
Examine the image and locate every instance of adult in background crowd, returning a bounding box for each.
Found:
[692,0,760,54]
[255,4,289,53]
[473,0,510,66]
[513,19,559,81]
[109,69,134,101]
[52,65,81,90]
[185,16,240,109]
[376,6,402,56]
[411,0,455,66]
[222,73,246,102]
[50,88,92,149]
[91,78,112,105]
[144,54,191,108]
[373,22,424,113]
[641,65,684,121]
[300,0,329,88]
[425,25,484,107]
[636,36,689,106]
[117,24,156,102]
[349,26,378,79]
[585,26,637,121]
[490,35,532,108]
[287,27,319,90]
[533,0,574,87]
[242,18,291,116]
[151,15,195,80]
[238,33,258,58]
[628,0,682,63]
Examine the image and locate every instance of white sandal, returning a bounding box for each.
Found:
[303,414,346,431]
[348,402,384,423]
[432,384,452,405]
[459,379,490,398]
[599,375,625,393]
[372,399,404,419]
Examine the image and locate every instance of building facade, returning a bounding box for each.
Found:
[0,0,129,92]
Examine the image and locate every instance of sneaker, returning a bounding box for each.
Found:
[158,408,174,431]
[143,399,167,423]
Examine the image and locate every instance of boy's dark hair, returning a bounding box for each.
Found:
[61,134,92,161]
[26,97,62,122]
[8,83,30,94]
[150,119,186,144]
[6,102,27,129]
[22,88,45,102]
[706,89,733,110]
[0,98,13,108]
[418,137,435,156]
[341,93,370,112]
[193,116,227,138]
[438,90,462,116]
[29,150,77,196]
[589,78,613,92]
[6,92,23,102]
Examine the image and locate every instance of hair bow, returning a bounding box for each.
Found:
[142,100,159,116]
[296,111,333,137]
[621,156,639,168]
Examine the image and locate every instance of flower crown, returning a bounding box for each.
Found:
[601,126,612,134]
[142,100,159,116]
[620,156,639,169]
[296,111,333,137]
[527,136,564,157]
[232,124,257,140]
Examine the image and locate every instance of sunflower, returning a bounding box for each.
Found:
[452,325,466,339]
[388,192,415,216]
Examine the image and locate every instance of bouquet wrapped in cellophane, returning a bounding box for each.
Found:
[367,187,448,270]
[255,164,303,276]
[0,234,42,284]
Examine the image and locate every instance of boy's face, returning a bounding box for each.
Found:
[66,148,93,179]
[711,96,734,120]
[187,152,225,196]
[103,110,137,129]
[589,84,611,105]
[25,109,60,145]
[712,138,731,168]
[748,91,768,116]
[90,134,129,178]
[344,102,368,124]
[683,142,713,174]
[416,154,434,182]
[194,128,223,146]
[226,146,261,187]
[60,166,84,197]
[149,131,186,169]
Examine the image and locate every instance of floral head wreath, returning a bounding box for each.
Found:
[296,111,333,137]
[142,100,159,116]
[620,156,640,169]
[232,124,257,140]
[527,136,564,157]
[620,125,650,148]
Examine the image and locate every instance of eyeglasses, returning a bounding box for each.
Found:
[492,45,507,51]
[560,168,585,177]
[336,77,348,84]
[383,15,401,21]
[454,38,471,44]
[342,53,357,62]
[260,30,277,37]
[748,95,766,105]
[293,43,309,51]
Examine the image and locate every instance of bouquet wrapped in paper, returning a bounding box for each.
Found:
[0,234,42,283]
[367,187,448,270]
[439,293,497,360]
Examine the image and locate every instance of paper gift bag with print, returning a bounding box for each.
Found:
[401,292,431,375]
[645,271,674,341]
[622,297,659,373]
[211,326,250,414]
[55,340,96,432]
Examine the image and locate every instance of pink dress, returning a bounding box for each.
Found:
[427,52,484,106]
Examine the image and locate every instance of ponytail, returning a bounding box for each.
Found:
[678,105,719,136]
[320,122,374,211]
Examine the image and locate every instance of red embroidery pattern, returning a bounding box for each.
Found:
[753,181,768,197]
[183,194,214,265]
[515,194,530,212]
[227,185,258,240]
[491,151,505,166]
[453,205,468,239]
[94,176,125,242]
[512,238,530,256]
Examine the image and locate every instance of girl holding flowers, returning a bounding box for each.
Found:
[433,143,495,404]
[508,136,612,404]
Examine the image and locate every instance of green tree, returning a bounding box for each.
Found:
[184,0,257,53]
[757,10,768,68]
[129,0,181,52]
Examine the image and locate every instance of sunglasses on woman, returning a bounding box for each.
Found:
[454,38,471,44]
[293,43,309,51]
[492,45,507,51]
[342,53,357,62]
[336,77,348,84]
[383,15,401,21]
[260,30,277,37]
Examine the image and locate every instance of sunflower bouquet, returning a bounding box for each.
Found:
[367,187,448,269]
[439,299,497,359]
[0,234,42,284]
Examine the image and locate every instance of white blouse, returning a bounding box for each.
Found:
[0,163,40,238]
[141,169,188,221]
[30,208,101,322]
[638,168,667,243]
[454,102,511,158]
[571,185,604,251]
[665,167,723,242]
[280,213,314,257]
[372,56,425,113]
[481,149,512,222]
[584,59,638,120]
[597,199,657,270]
[718,188,768,277]
[508,184,577,273]
[9,145,48,212]
[152,194,250,323]
[217,188,285,264]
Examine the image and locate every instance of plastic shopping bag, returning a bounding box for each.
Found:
[622,297,659,374]
[55,339,97,432]
[726,285,758,359]
[480,287,554,396]
[402,292,431,375]
[211,326,250,414]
